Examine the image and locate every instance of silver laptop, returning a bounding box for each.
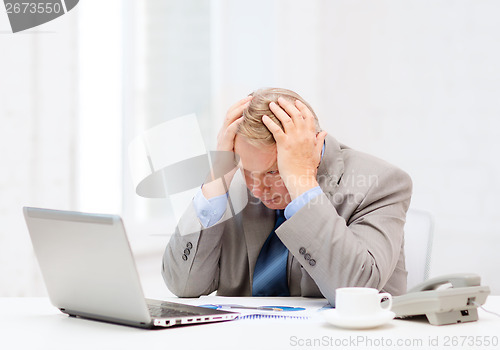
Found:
[23,207,239,329]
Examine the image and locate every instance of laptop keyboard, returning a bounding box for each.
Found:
[147,304,200,319]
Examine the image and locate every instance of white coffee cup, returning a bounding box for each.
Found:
[335,287,392,318]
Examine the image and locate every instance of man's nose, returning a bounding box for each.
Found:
[250,178,269,198]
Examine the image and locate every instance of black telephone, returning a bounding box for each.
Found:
[388,273,490,325]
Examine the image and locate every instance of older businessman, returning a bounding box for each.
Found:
[162,88,412,302]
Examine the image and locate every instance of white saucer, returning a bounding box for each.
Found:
[323,309,395,329]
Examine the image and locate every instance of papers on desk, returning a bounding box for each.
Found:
[196,296,331,321]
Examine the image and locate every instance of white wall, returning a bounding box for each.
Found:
[0,0,124,297]
[0,8,79,296]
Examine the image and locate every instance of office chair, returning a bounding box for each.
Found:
[403,209,435,290]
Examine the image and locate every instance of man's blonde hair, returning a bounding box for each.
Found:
[238,88,321,146]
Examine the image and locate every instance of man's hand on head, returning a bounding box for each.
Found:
[202,95,253,199]
[262,97,327,200]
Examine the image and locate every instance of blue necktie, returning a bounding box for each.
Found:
[252,209,290,296]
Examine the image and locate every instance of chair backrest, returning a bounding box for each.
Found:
[404,209,434,290]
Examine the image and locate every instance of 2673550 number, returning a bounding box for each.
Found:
[5,2,62,14]
[443,336,499,347]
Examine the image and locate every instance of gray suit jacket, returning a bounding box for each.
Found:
[162,135,412,303]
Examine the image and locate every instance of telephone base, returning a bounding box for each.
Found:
[391,284,490,326]
[426,308,478,326]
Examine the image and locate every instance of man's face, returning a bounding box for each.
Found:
[234,135,291,210]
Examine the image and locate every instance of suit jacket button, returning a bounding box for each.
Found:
[184,248,190,255]
[304,253,311,261]
[299,247,306,255]
[186,242,193,249]
[182,254,188,261]
[309,259,316,266]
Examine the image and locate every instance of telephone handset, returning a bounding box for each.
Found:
[409,273,482,292]
[389,273,490,325]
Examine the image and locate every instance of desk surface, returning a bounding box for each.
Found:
[1,296,499,350]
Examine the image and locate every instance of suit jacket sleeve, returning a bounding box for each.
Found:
[162,201,230,297]
[276,166,412,302]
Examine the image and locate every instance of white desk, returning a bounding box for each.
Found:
[1,297,499,350]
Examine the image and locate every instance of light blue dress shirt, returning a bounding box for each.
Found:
[193,143,325,227]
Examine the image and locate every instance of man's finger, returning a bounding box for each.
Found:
[226,115,244,134]
[295,100,314,119]
[277,97,304,125]
[262,115,286,142]
[269,101,295,133]
[220,116,244,150]
[296,100,318,132]
[224,98,251,129]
